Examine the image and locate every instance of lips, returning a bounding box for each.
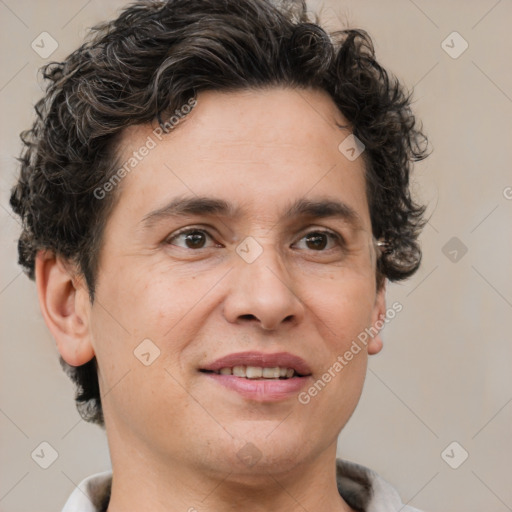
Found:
[198,351,313,402]
[199,351,312,377]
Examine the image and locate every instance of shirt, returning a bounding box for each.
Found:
[61,459,423,512]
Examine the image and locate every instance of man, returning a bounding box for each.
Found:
[10,0,429,510]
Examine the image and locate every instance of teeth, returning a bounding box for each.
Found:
[232,366,245,377]
[246,366,263,379]
[262,367,280,378]
[215,366,297,379]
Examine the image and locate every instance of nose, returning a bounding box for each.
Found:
[222,242,305,331]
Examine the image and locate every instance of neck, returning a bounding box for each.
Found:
[105,437,353,512]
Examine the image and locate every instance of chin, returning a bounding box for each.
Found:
[198,425,317,479]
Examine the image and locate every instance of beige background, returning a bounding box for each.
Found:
[1,1,511,511]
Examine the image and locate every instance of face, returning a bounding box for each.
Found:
[78,87,385,478]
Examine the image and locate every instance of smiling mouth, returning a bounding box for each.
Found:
[199,366,307,379]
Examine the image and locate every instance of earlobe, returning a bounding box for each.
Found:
[367,282,386,356]
[35,250,95,366]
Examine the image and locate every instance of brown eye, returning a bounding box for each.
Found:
[304,232,328,250]
[183,231,207,248]
[166,229,215,249]
[294,230,343,251]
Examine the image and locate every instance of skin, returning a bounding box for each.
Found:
[36,87,386,512]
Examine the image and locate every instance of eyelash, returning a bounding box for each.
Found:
[165,227,346,252]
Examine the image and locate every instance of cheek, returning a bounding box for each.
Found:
[297,277,375,429]
[300,274,374,396]
[89,282,194,445]
[94,262,193,335]
[90,262,220,385]
[306,272,376,343]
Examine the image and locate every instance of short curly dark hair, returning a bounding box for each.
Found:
[10,0,428,426]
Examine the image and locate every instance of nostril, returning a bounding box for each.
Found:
[239,314,258,321]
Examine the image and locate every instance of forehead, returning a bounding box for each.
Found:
[118,87,352,154]
[109,87,370,230]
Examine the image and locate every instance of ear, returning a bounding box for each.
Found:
[35,250,95,366]
[367,281,386,356]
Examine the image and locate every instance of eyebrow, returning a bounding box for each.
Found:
[141,196,238,228]
[141,195,362,230]
[284,197,361,228]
